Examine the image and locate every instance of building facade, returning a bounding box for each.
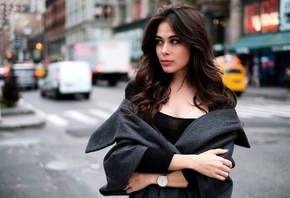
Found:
[229,0,290,86]
[45,0,66,61]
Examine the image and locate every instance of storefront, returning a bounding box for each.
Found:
[229,0,290,87]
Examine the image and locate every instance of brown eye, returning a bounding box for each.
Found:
[171,39,180,44]
[156,39,163,45]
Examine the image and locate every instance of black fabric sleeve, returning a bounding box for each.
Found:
[182,169,199,191]
[135,148,175,173]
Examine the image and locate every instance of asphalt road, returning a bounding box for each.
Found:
[0,82,289,198]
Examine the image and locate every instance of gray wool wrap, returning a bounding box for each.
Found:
[86,99,250,198]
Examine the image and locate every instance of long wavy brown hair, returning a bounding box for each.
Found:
[129,3,236,123]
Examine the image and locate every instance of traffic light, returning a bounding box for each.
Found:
[35,43,43,50]
[6,52,12,59]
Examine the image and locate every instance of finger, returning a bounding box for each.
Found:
[215,174,227,181]
[124,183,131,191]
[215,168,229,179]
[220,165,231,173]
[211,148,228,155]
[220,158,232,168]
[126,186,135,194]
[126,188,131,194]
[218,171,229,179]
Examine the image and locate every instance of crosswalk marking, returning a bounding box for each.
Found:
[23,99,288,127]
[236,107,276,118]
[88,109,112,119]
[236,103,290,119]
[263,105,290,116]
[46,114,69,127]
[64,110,99,125]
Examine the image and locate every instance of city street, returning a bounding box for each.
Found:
[0,82,290,198]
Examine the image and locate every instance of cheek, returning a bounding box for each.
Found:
[178,50,191,63]
[156,47,162,58]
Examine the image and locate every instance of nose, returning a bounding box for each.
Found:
[161,43,170,55]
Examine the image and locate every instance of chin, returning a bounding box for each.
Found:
[162,67,175,74]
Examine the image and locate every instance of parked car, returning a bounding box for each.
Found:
[40,61,92,99]
[5,63,38,90]
[216,55,247,96]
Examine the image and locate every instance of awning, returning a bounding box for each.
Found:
[228,34,274,54]
[263,31,290,51]
[113,17,150,33]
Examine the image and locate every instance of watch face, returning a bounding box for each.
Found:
[157,175,168,187]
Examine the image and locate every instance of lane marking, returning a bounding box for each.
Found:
[237,104,290,118]
[46,114,69,127]
[64,110,99,125]
[88,109,112,119]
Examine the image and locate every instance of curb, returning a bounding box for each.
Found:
[0,99,47,130]
[1,108,34,116]
[0,118,46,130]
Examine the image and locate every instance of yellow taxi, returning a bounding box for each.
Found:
[216,55,247,96]
[35,63,47,78]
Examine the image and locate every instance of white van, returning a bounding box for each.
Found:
[40,61,92,99]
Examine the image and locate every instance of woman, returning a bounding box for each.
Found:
[86,3,250,198]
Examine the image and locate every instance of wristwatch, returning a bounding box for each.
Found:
[157,174,168,187]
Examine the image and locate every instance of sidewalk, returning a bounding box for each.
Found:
[0,101,46,131]
[243,86,290,101]
[0,86,289,131]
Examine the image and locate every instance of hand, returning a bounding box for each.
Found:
[192,149,232,181]
[124,173,157,194]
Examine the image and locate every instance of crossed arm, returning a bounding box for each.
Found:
[125,148,232,193]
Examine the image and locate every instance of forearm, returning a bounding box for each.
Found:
[146,171,188,188]
[128,148,233,193]
[168,149,232,181]
[167,170,188,188]
[168,154,195,171]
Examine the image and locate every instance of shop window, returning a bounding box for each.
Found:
[94,4,112,19]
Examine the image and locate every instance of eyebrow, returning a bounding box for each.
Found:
[156,35,178,39]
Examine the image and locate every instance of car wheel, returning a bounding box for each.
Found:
[54,89,62,100]
[84,93,90,99]
[40,90,46,97]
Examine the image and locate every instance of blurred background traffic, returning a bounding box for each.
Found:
[0,1,290,198]
[0,0,290,102]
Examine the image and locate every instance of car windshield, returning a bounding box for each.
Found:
[224,68,242,74]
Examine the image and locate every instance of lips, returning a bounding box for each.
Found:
[160,60,173,66]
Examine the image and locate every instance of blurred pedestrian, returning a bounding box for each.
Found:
[86,3,250,198]
[285,65,290,87]
[252,63,260,88]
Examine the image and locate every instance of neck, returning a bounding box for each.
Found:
[170,79,194,96]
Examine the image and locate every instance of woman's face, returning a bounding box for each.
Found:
[156,21,191,78]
